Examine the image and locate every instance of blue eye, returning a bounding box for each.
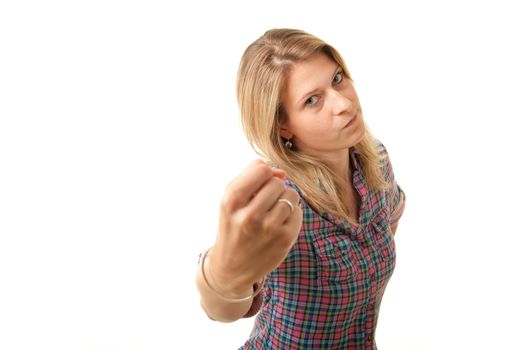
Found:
[333,72,343,85]
[305,95,319,107]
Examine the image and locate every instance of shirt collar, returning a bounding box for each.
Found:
[349,147,362,171]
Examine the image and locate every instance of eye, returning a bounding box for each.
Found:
[305,95,319,107]
[333,72,343,85]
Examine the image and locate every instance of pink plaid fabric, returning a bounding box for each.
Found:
[241,141,405,349]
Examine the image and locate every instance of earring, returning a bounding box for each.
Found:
[285,138,293,149]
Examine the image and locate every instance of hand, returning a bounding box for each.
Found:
[209,160,302,296]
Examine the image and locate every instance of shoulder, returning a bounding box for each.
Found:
[374,138,392,166]
[374,138,388,156]
[372,138,395,182]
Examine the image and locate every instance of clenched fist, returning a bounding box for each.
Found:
[207,160,302,298]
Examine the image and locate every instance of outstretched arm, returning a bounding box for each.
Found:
[196,160,302,322]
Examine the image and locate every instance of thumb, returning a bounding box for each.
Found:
[271,167,287,180]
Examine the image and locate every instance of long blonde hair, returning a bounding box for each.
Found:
[236,28,387,223]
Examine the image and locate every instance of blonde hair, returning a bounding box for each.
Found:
[236,28,387,223]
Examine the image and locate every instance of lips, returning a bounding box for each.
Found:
[343,114,357,128]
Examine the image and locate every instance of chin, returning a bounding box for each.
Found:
[349,120,366,146]
[356,127,366,143]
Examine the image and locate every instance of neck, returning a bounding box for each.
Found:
[320,149,352,185]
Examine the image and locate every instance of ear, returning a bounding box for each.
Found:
[279,125,293,139]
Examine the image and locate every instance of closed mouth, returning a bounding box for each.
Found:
[344,114,357,128]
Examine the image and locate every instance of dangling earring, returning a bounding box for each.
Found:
[285,138,293,149]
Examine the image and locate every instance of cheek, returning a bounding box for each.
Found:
[289,109,334,139]
[357,112,365,126]
[289,114,321,134]
[302,119,331,136]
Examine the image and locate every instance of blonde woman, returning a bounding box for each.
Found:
[196,28,406,349]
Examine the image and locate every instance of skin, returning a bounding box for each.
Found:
[280,52,366,224]
[197,52,397,322]
[280,52,366,182]
[196,162,303,322]
[280,52,398,236]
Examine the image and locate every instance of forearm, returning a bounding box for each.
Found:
[390,222,399,236]
[195,250,254,323]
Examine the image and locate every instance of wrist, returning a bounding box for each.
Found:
[205,248,254,298]
[201,248,265,303]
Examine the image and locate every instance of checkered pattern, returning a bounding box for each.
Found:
[240,141,405,349]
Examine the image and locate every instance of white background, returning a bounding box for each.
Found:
[1,1,524,349]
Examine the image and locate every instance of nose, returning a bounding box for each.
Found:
[328,89,352,116]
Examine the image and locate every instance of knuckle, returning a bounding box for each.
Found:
[254,162,273,178]
[241,208,263,229]
[231,214,247,233]
[261,219,274,235]
[287,189,300,203]
[269,177,285,191]
[221,189,242,213]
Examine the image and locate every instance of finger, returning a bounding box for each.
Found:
[284,200,303,227]
[282,204,303,242]
[264,188,301,225]
[269,199,302,254]
[246,176,287,214]
[224,160,274,209]
[271,167,287,180]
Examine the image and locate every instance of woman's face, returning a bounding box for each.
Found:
[280,52,365,160]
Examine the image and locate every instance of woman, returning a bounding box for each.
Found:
[196,28,406,349]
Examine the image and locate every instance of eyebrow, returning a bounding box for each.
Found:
[296,65,342,107]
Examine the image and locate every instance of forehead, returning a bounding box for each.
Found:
[284,53,338,100]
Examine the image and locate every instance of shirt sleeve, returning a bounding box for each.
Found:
[377,140,406,225]
[390,179,406,225]
[242,281,265,318]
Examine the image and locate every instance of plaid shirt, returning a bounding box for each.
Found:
[240,141,406,349]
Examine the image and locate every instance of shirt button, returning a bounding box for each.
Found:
[366,335,373,343]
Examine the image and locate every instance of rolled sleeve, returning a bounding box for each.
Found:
[376,140,406,225]
[390,182,406,225]
[242,281,265,318]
